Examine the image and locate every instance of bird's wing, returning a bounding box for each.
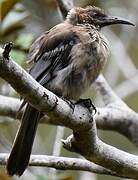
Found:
[28,26,79,86]
[18,24,80,111]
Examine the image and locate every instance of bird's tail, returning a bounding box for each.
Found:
[6,104,41,176]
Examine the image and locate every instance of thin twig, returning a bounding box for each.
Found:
[0,153,128,178]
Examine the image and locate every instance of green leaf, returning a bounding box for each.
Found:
[10,49,26,65]
[15,33,34,50]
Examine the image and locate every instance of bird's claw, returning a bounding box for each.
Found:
[61,97,75,112]
[61,97,97,115]
[75,98,97,115]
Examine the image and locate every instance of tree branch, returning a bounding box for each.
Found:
[93,75,138,146]
[56,0,74,19]
[0,95,22,120]
[1,93,138,148]
[0,153,124,177]
[93,75,120,105]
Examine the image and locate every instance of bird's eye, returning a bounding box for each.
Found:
[93,13,106,19]
[92,12,97,15]
[93,13,99,17]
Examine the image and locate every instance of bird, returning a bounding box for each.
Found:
[6,5,134,177]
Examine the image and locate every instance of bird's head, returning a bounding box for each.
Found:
[67,6,135,28]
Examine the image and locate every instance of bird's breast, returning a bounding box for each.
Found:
[47,29,109,100]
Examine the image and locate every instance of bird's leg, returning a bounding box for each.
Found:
[61,96,75,112]
[75,98,97,115]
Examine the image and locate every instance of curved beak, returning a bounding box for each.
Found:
[100,16,135,27]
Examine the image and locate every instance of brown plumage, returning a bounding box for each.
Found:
[6,6,134,176]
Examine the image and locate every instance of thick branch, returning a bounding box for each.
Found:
[1,94,138,148]
[1,95,138,147]
[96,107,138,145]
[62,123,138,178]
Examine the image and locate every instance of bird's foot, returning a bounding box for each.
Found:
[75,98,97,115]
[61,97,75,112]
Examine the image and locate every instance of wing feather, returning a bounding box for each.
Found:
[28,29,79,86]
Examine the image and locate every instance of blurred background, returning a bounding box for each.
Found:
[0,0,138,180]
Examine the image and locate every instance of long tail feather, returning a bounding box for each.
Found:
[7,104,41,176]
